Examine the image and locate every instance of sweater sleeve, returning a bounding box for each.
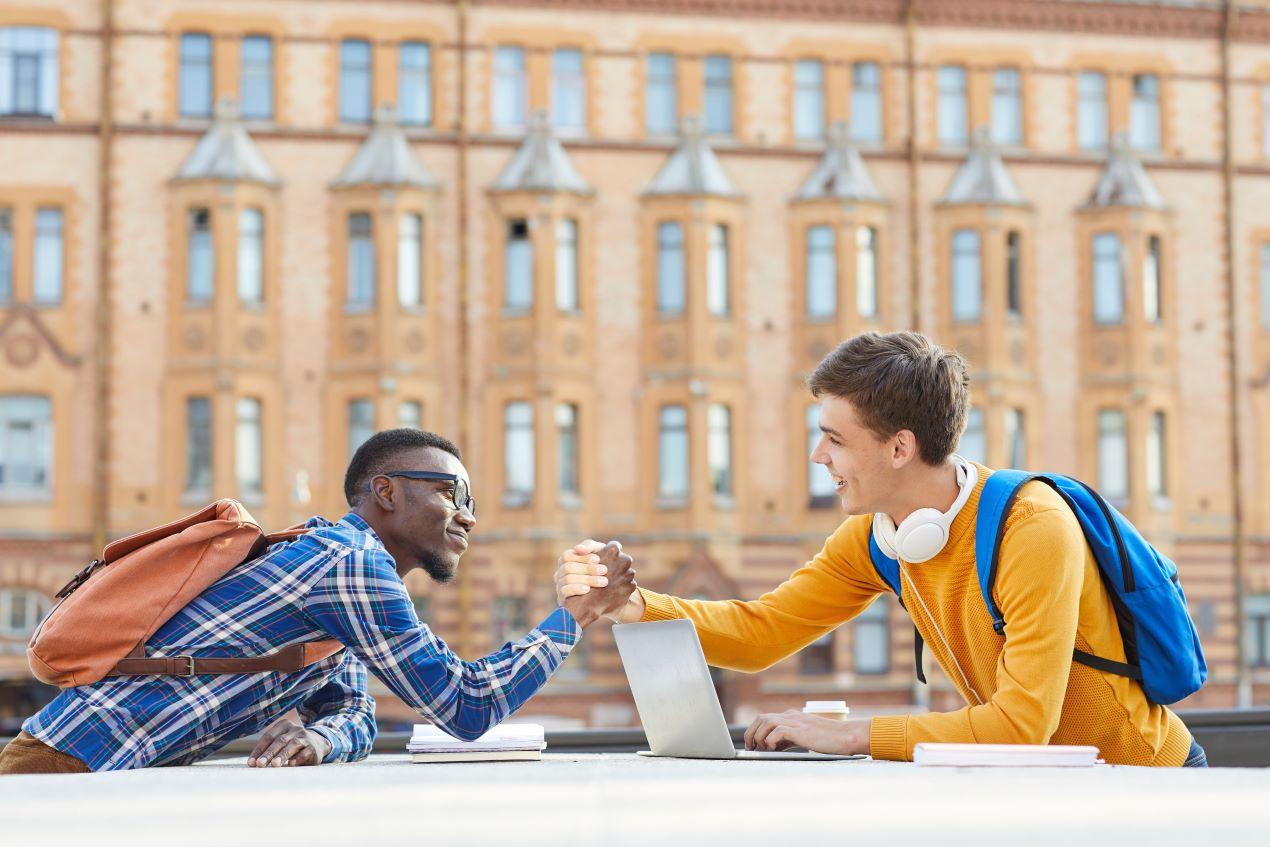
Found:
[869,504,1085,761]
[637,515,889,672]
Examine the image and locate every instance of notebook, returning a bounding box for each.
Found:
[407,723,546,764]
[913,743,1101,768]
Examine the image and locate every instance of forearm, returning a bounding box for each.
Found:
[307,708,376,763]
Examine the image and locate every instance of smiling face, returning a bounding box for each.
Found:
[371,446,476,583]
[808,394,901,516]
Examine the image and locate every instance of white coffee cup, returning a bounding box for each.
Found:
[803,700,850,721]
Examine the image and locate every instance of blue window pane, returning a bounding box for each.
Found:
[493,46,527,130]
[399,42,432,126]
[646,52,677,135]
[937,65,967,146]
[794,59,824,140]
[704,55,732,135]
[240,36,273,121]
[179,33,213,118]
[951,228,981,321]
[0,27,59,117]
[339,39,372,123]
[552,48,586,132]
[656,221,685,315]
[1077,71,1107,150]
[505,219,533,311]
[851,62,882,143]
[806,225,836,318]
[347,212,375,308]
[1092,232,1123,324]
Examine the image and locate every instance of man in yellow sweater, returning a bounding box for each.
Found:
[556,331,1203,766]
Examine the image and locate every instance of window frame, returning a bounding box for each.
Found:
[0,394,54,501]
[178,32,214,120]
[398,40,433,127]
[338,38,373,124]
[239,34,274,122]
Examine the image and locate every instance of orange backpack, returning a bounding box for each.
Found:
[28,499,344,688]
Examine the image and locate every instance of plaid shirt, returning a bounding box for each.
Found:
[25,513,580,771]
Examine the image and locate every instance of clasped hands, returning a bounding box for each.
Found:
[556,540,870,756]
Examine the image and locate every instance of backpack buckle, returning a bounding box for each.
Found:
[55,559,103,599]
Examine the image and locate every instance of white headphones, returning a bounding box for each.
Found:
[871,457,979,564]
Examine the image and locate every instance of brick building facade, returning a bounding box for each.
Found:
[2,0,1270,731]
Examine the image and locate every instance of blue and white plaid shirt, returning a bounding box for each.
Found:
[25,513,580,771]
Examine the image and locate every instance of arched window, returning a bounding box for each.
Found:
[0,588,51,639]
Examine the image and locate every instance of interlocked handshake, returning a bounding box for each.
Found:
[553,539,640,627]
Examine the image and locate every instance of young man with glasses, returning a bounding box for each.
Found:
[2,429,635,773]
[556,331,1203,768]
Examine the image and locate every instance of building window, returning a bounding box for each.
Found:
[1264,84,1270,160]
[1129,73,1160,152]
[185,396,212,495]
[937,65,968,147]
[0,395,52,499]
[806,225,835,319]
[853,598,890,674]
[339,39,372,123]
[347,212,374,310]
[555,218,579,311]
[708,403,732,498]
[658,404,689,502]
[951,228,981,322]
[505,218,532,312]
[1092,232,1123,324]
[1246,595,1270,668]
[347,399,375,460]
[398,400,422,430]
[793,59,825,141]
[1077,71,1107,150]
[707,223,729,317]
[0,588,51,639]
[807,404,836,506]
[0,27,58,117]
[958,407,986,464]
[551,48,586,134]
[556,402,579,499]
[991,67,1022,145]
[398,213,423,308]
[645,52,677,136]
[33,207,62,305]
[1261,243,1270,331]
[179,33,213,119]
[235,397,263,498]
[1146,410,1167,499]
[237,208,264,305]
[493,46,527,131]
[492,596,528,648]
[703,54,733,136]
[1006,230,1022,317]
[503,401,535,505]
[1097,409,1128,502]
[187,208,213,304]
[656,221,685,316]
[398,41,432,126]
[240,35,273,121]
[1004,407,1026,469]
[856,226,878,318]
[800,632,834,675]
[0,209,11,303]
[851,61,882,144]
[1143,235,1162,323]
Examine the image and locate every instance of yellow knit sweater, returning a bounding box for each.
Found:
[638,464,1192,766]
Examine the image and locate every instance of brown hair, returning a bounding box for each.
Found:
[807,331,970,465]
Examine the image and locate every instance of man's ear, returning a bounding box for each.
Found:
[369,475,397,512]
[891,430,919,469]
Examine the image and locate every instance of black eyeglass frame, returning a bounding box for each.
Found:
[376,471,476,516]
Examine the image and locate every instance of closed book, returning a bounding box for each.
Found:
[914,743,1101,767]
[406,723,546,754]
[410,749,542,764]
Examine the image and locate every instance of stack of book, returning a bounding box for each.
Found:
[914,743,1101,767]
[407,723,546,763]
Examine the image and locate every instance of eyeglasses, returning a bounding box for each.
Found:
[378,471,476,516]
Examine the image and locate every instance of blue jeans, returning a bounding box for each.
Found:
[1183,738,1208,768]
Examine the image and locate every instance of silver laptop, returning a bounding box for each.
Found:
[612,619,863,761]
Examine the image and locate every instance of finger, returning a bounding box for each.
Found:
[248,727,284,765]
[278,736,309,767]
[744,715,768,751]
[260,730,299,765]
[752,716,782,751]
[558,583,591,599]
[763,727,792,751]
[562,573,607,588]
[560,549,602,565]
[572,540,605,554]
[561,555,605,570]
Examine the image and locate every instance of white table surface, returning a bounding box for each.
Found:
[2,753,1267,846]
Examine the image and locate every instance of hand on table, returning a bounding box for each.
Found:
[743,710,871,756]
[248,713,332,768]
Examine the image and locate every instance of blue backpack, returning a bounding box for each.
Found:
[866,469,1207,705]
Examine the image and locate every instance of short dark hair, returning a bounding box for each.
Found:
[806,331,969,466]
[344,428,462,506]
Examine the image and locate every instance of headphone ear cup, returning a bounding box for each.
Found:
[893,507,951,564]
[872,514,899,559]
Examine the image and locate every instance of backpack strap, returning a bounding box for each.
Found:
[868,528,926,684]
[109,640,344,678]
[974,469,1039,635]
